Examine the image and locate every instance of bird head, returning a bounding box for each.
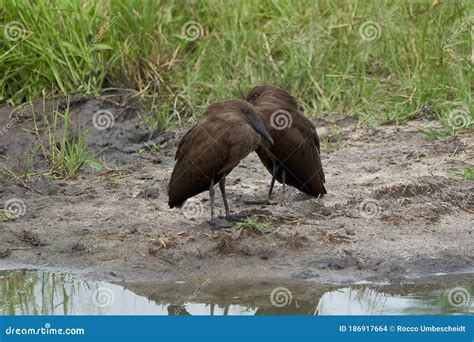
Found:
[204,99,274,145]
[245,85,273,104]
[240,103,274,146]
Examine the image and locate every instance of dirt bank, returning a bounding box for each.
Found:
[0,96,473,284]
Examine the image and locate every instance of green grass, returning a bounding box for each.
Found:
[0,209,10,222]
[138,142,162,155]
[0,0,472,132]
[33,102,93,178]
[238,218,270,232]
[449,167,474,180]
[418,129,446,140]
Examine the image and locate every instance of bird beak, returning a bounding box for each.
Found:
[249,115,274,145]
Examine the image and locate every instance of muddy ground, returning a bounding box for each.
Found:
[0,94,473,285]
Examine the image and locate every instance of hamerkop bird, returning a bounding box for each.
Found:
[168,99,274,229]
[246,85,326,201]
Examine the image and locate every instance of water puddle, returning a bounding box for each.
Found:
[1,270,473,315]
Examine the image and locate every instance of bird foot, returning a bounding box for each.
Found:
[208,219,220,231]
[243,198,270,205]
[225,213,248,223]
[208,219,233,231]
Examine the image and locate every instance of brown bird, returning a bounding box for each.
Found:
[168,99,274,229]
[246,85,326,201]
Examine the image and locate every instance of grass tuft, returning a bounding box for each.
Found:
[449,167,474,180]
[238,218,269,232]
[0,210,11,222]
[33,102,93,178]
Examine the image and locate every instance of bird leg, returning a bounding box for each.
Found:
[219,175,247,222]
[243,160,278,206]
[267,159,278,200]
[208,179,219,230]
[219,175,230,216]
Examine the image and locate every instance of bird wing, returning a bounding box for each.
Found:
[168,122,229,207]
[168,119,261,207]
[217,123,261,175]
[175,125,198,161]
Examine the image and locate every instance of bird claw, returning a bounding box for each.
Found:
[208,219,220,231]
[208,219,233,231]
[225,213,248,223]
[243,199,270,205]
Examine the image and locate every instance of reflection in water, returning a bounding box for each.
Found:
[0,270,163,315]
[317,288,473,315]
[0,270,472,315]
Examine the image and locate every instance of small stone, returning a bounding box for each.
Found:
[137,187,160,199]
[69,242,87,252]
[364,165,381,173]
[0,248,12,258]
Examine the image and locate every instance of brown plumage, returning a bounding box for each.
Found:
[246,85,326,199]
[168,99,273,229]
